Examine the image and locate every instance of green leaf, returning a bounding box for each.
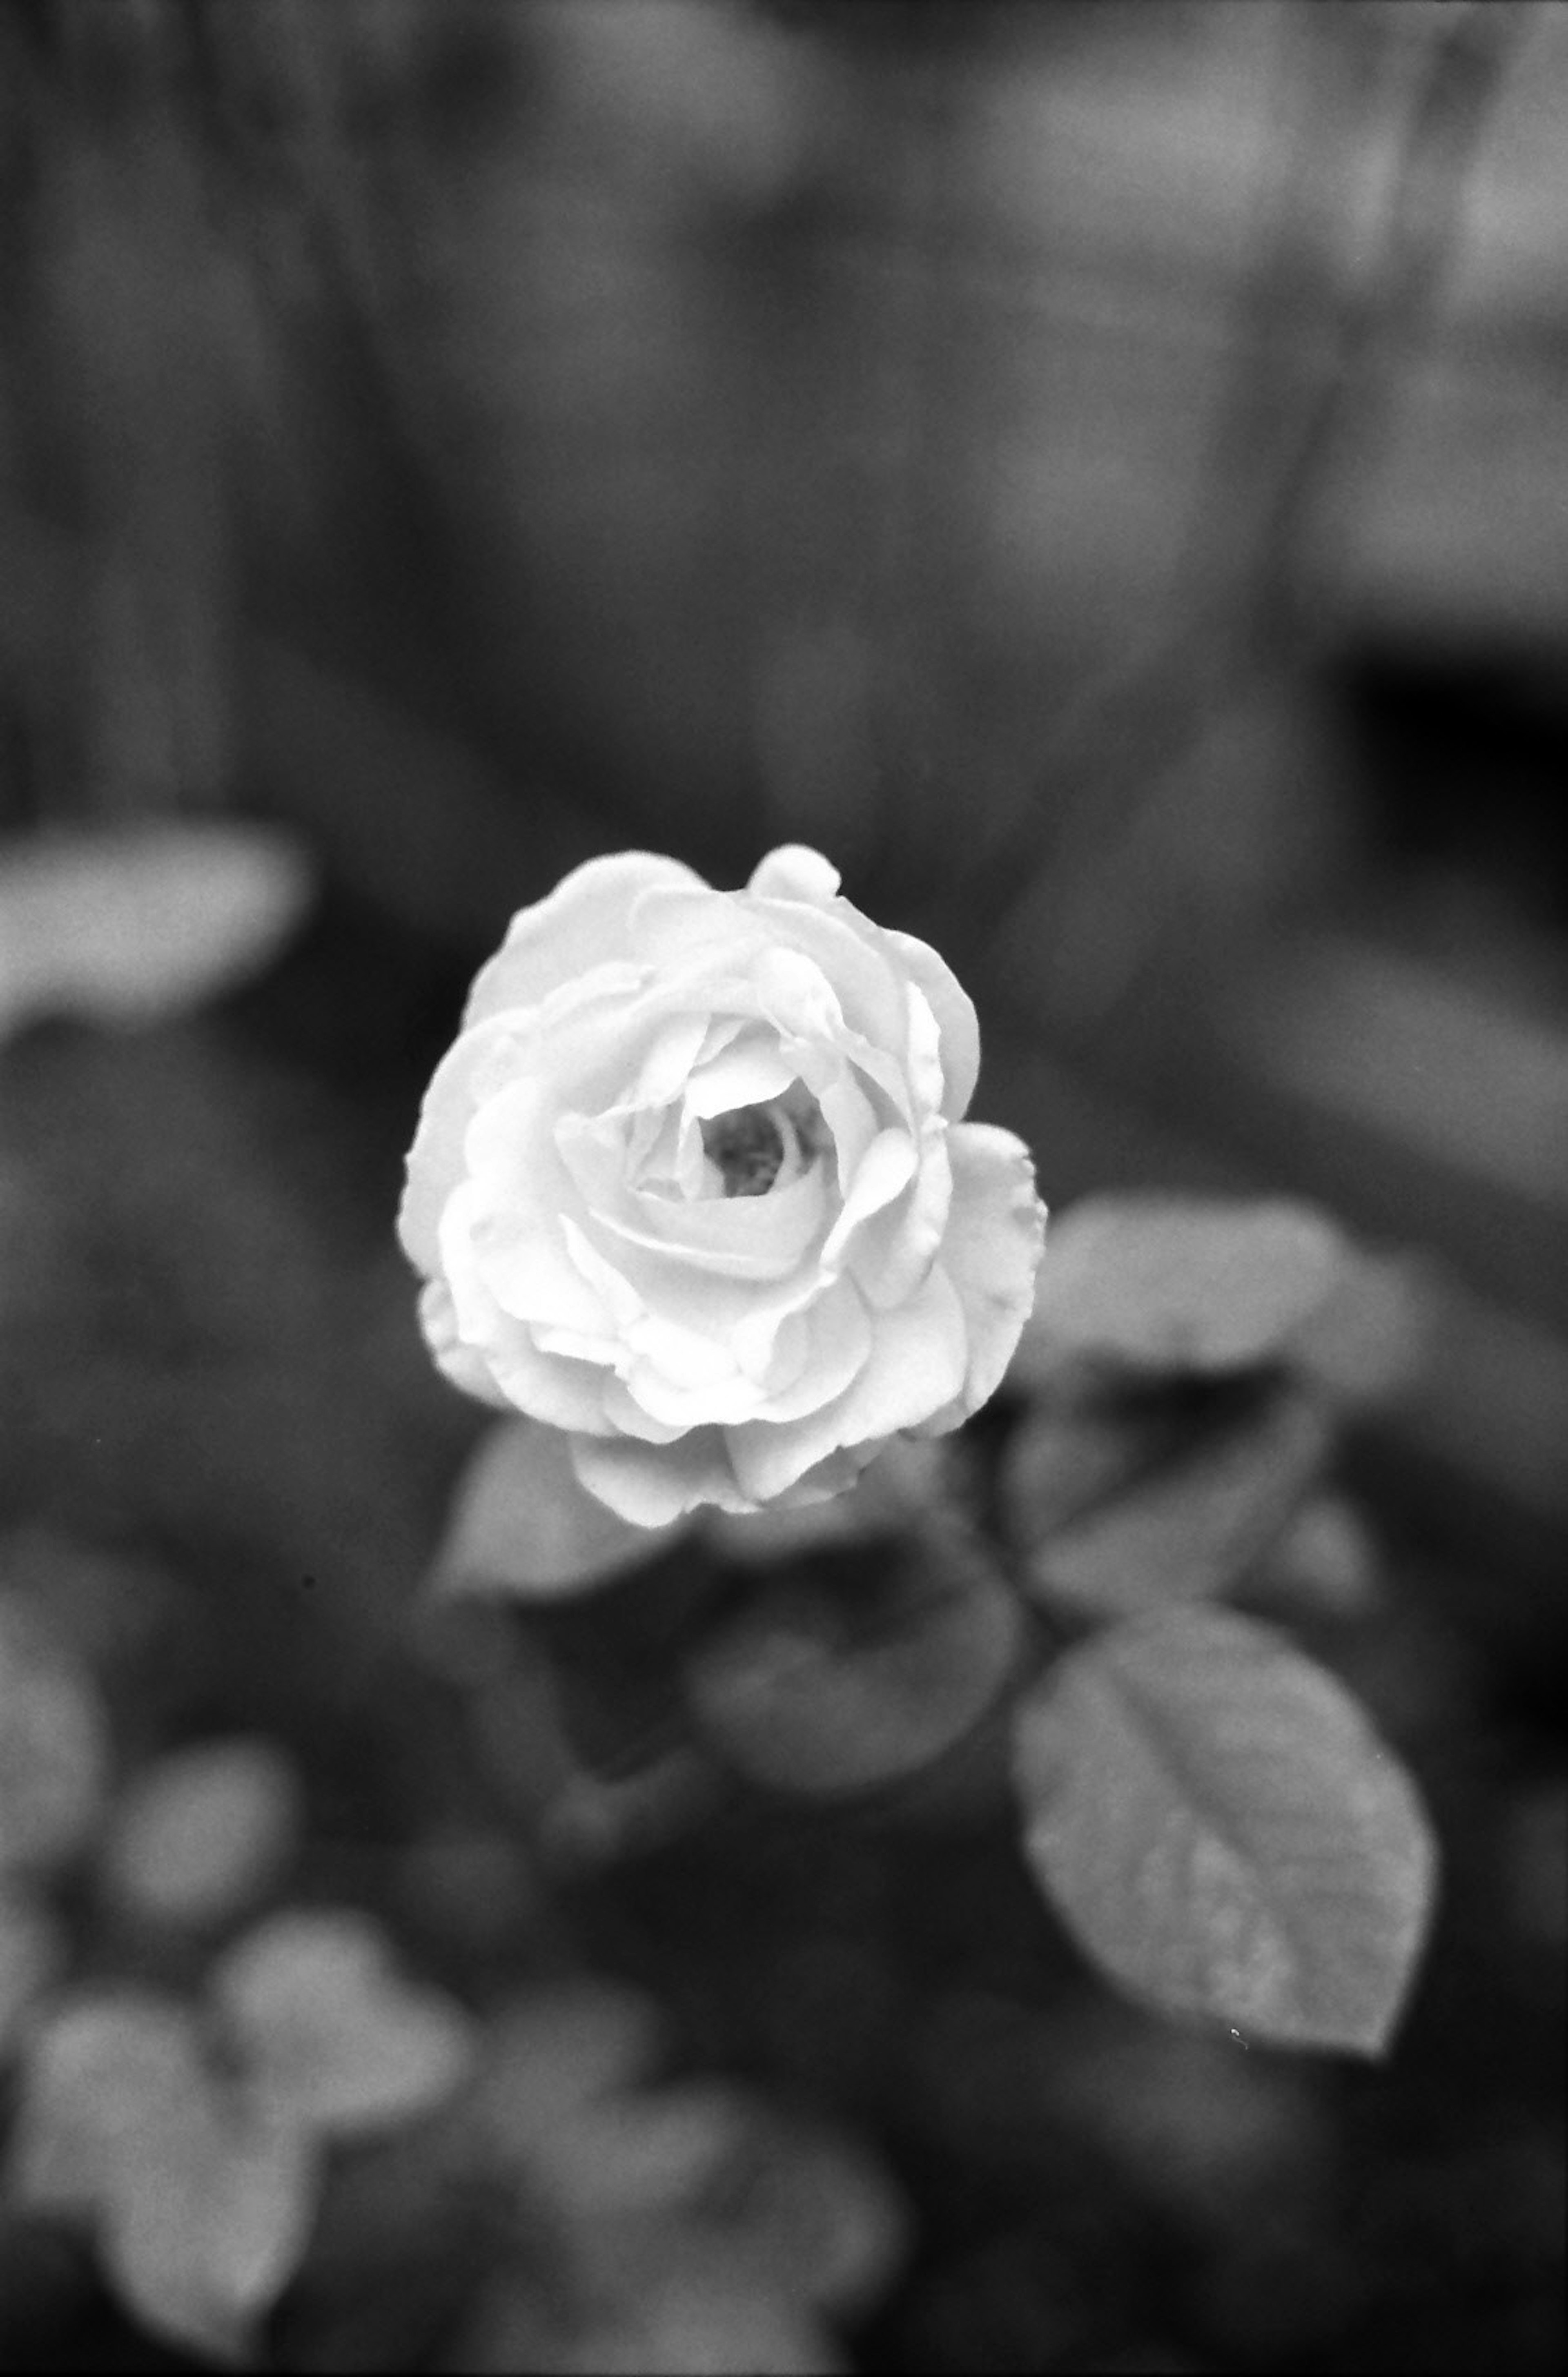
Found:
[685,1530,1023,1796]
[102,1738,301,1929]
[1011,1608,1437,2055]
[1011,1385,1331,1620]
[212,1909,475,2141]
[0,823,311,1039]
[432,1419,693,1598]
[1013,1196,1347,1381]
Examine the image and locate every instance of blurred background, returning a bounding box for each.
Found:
[0,2,1564,2368]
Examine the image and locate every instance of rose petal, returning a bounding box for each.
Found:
[462,853,707,1031]
[594,1165,827,1282]
[902,983,945,1123]
[418,1282,512,1410]
[572,1427,755,1525]
[755,1278,872,1421]
[847,1125,951,1311]
[599,1380,690,1444]
[748,846,842,903]
[398,1014,532,1274]
[628,1315,742,1394]
[724,1265,965,1504]
[831,1261,969,1441]
[472,1205,615,1339]
[820,1129,917,1270]
[939,1122,1047,1414]
[635,887,911,1082]
[427,1206,621,1432]
[880,927,980,1120]
[681,1031,797,1120]
[630,1011,718,1109]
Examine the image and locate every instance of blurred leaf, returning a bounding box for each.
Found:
[9,1992,207,2219]
[1249,1494,1381,1618]
[1288,1248,1432,1405]
[1036,2005,1326,2228]
[569,2271,846,2377]
[0,1889,65,2060]
[7,1988,316,2360]
[1013,1196,1348,1383]
[537,1752,721,1874]
[213,1909,475,2141]
[432,1418,693,1599]
[689,2111,911,2319]
[533,2080,753,2217]
[996,1392,1173,1544]
[1012,1610,1437,2055]
[0,824,312,1039]
[102,2093,317,2366]
[458,2262,845,2377]
[478,1981,666,2164]
[685,1531,1024,1795]
[0,1600,107,1876]
[1013,1386,1331,1621]
[101,1737,301,1930]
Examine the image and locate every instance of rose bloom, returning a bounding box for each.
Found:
[399,847,1045,1525]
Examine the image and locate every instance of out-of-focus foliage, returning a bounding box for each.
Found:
[432,1413,691,1598]
[1012,1196,1351,1382]
[0,1593,107,1876]
[101,1735,302,1929]
[0,825,312,1041]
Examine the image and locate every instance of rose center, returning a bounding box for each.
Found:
[700,1104,786,1198]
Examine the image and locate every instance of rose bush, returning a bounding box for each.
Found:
[400,847,1045,1525]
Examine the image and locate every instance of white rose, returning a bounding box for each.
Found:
[399,846,1045,1526]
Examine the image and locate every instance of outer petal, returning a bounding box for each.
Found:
[804,896,979,1122]
[398,1014,529,1275]
[830,1260,969,1441]
[571,1426,755,1525]
[881,927,981,1119]
[937,1122,1047,1413]
[483,1333,619,1434]
[748,846,841,903]
[724,1263,967,1505]
[635,885,910,1075]
[417,1281,512,1410]
[431,1184,621,1432]
[462,853,707,1031]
